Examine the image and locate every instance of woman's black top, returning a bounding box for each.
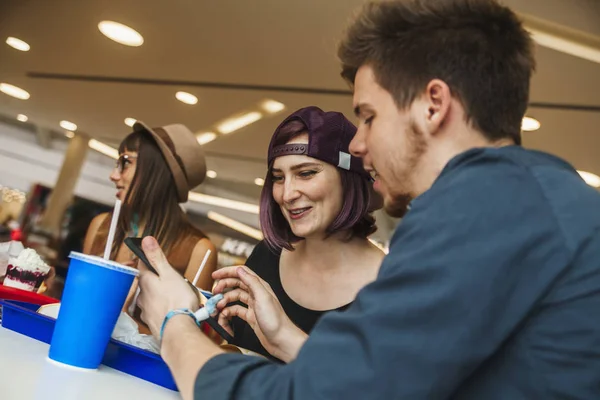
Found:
[229,241,351,361]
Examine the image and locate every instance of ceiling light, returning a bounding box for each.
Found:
[60,120,77,131]
[0,83,30,100]
[65,131,75,139]
[577,170,600,188]
[207,211,263,241]
[188,192,259,214]
[98,21,144,47]
[16,114,28,122]
[521,116,540,131]
[254,178,265,186]
[527,27,600,65]
[196,132,217,145]
[6,37,30,52]
[89,139,119,159]
[124,117,137,127]
[175,91,198,105]
[206,170,217,179]
[261,99,285,113]
[217,112,262,134]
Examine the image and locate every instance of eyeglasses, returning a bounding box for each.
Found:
[115,154,138,173]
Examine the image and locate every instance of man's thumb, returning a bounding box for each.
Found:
[141,236,169,275]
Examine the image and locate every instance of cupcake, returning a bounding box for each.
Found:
[3,248,50,292]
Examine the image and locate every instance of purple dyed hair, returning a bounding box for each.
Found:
[260,119,376,253]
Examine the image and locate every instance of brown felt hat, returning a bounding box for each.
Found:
[132,121,207,203]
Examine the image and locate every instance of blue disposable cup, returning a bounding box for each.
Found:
[48,252,138,369]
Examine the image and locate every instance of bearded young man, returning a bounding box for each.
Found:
[136,1,600,399]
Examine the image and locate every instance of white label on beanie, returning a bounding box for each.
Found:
[338,151,351,170]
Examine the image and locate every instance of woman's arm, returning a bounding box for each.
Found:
[82,213,109,255]
[184,238,218,291]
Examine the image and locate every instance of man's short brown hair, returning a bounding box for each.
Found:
[338,0,536,145]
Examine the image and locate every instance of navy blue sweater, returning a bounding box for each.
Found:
[195,146,600,399]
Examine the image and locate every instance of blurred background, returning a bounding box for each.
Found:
[0,0,598,273]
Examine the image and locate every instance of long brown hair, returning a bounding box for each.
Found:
[111,131,192,258]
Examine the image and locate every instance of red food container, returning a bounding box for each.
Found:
[0,285,58,305]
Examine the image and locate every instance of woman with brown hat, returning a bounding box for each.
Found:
[83,122,217,330]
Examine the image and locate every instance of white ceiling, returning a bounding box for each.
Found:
[0,0,599,240]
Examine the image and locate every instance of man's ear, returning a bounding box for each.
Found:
[424,79,452,135]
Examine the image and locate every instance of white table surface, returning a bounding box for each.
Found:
[0,327,181,400]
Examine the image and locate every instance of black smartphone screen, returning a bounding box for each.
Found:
[204,316,235,343]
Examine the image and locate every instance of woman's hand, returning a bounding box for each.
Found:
[212,266,308,362]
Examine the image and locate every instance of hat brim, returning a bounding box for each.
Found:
[132,121,190,202]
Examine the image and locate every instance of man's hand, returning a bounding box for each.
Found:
[136,236,199,340]
[212,266,308,362]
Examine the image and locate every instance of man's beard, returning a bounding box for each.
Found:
[384,193,412,218]
[384,119,427,218]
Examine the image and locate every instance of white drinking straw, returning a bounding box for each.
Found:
[192,249,212,287]
[103,199,122,260]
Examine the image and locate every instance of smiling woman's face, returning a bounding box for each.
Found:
[271,133,343,239]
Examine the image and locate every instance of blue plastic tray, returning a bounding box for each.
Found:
[0,300,177,391]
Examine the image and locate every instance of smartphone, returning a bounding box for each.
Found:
[124,237,158,275]
[124,237,234,342]
[204,316,235,343]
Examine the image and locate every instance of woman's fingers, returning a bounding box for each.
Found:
[236,267,274,305]
[212,265,258,281]
[212,277,250,294]
[217,312,235,337]
[216,288,252,310]
[221,304,253,324]
[212,266,241,280]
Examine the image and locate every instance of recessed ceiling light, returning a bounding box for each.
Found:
[124,117,137,127]
[521,116,540,131]
[0,83,30,100]
[175,91,198,105]
[206,170,217,179]
[577,170,600,188]
[98,21,144,47]
[60,120,77,131]
[188,192,259,214]
[207,211,263,241]
[65,131,75,139]
[261,99,285,113]
[217,112,263,134]
[527,26,600,65]
[196,132,217,145]
[6,37,30,52]
[254,178,265,186]
[16,114,28,122]
[89,139,119,159]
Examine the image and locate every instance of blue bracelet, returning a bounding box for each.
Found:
[160,308,199,341]
[159,294,224,342]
